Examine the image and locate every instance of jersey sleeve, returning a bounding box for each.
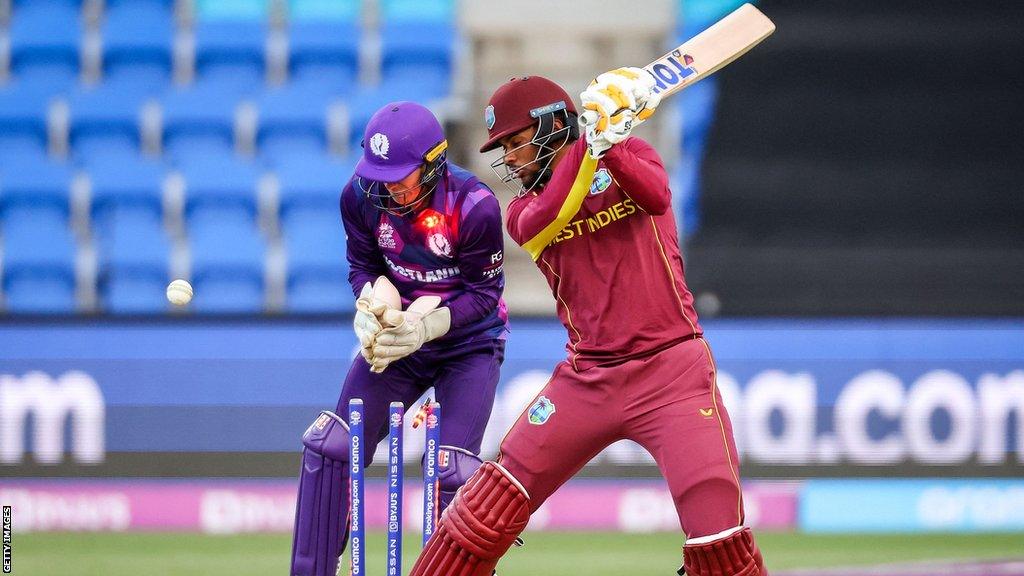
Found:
[445,190,505,329]
[600,137,672,215]
[339,182,387,297]
[504,139,599,261]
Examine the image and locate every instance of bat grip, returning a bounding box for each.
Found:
[578,109,648,131]
[579,110,599,127]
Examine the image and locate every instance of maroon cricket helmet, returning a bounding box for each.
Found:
[479,76,577,153]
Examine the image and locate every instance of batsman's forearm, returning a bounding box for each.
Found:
[601,140,671,215]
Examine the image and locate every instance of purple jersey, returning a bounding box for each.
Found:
[340,163,509,349]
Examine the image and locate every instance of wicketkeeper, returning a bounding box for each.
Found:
[290,102,508,576]
[409,74,769,576]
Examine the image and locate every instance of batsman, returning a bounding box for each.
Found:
[289,102,508,576]
[410,73,769,576]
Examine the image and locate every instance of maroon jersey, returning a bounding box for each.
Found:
[506,137,701,371]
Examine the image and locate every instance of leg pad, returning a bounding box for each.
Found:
[410,461,530,576]
[290,411,351,576]
[682,526,768,576]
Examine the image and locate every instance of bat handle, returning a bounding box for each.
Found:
[578,109,649,131]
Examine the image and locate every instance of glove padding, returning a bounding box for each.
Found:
[353,276,401,363]
[579,67,661,158]
[368,295,451,373]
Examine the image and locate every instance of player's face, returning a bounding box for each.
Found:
[384,166,425,206]
[498,127,544,189]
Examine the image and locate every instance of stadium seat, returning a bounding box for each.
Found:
[66,82,151,160]
[160,82,241,158]
[193,20,267,91]
[177,150,260,227]
[379,0,452,23]
[346,82,444,150]
[287,21,360,94]
[95,210,170,314]
[102,1,174,90]
[379,23,454,99]
[194,0,269,21]
[272,151,353,213]
[287,0,360,22]
[86,152,165,237]
[0,82,53,159]
[255,82,341,159]
[1,211,77,313]
[0,151,73,229]
[188,220,266,313]
[7,1,81,91]
[283,206,351,312]
[101,266,170,313]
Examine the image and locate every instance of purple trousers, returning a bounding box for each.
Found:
[290,337,503,576]
[337,338,504,460]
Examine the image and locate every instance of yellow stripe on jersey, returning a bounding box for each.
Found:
[522,154,599,261]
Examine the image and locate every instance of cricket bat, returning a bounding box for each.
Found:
[580,3,775,126]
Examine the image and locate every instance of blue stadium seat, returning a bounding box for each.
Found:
[177,152,267,313]
[86,152,165,237]
[177,150,260,229]
[0,151,72,229]
[0,82,53,160]
[346,82,442,150]
[160,83,241,159]
[194,21,267,91]
[272,151,353,214]
[256,82,340,159]
[1,213,77,313]
[102,267,170,313]
[102,1,174,91]
[287,21,360,94]
[379,23,454,96]
[283,206,351,312]
[66,82,151,160]
[95,209,170,314]
[188,222,266,313]
[195,0,269,21]
[287,0,360,22]
[379,0,452,23]
[8,2,81,91]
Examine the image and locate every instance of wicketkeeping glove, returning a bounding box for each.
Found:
[368,295,451,373]
[353,276,401,363]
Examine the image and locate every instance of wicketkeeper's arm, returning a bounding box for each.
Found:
[340,182,389,296]
[442,193,505,328]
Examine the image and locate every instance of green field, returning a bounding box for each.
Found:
[10,531,1023,575]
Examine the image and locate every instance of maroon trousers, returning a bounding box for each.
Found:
[498,337,746,538]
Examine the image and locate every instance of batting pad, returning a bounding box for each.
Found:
[410,461,530,576]
[682,526,767,576]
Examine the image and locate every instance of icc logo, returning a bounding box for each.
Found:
[390,413,402,427]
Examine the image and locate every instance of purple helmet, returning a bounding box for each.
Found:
[355,102,449,215]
